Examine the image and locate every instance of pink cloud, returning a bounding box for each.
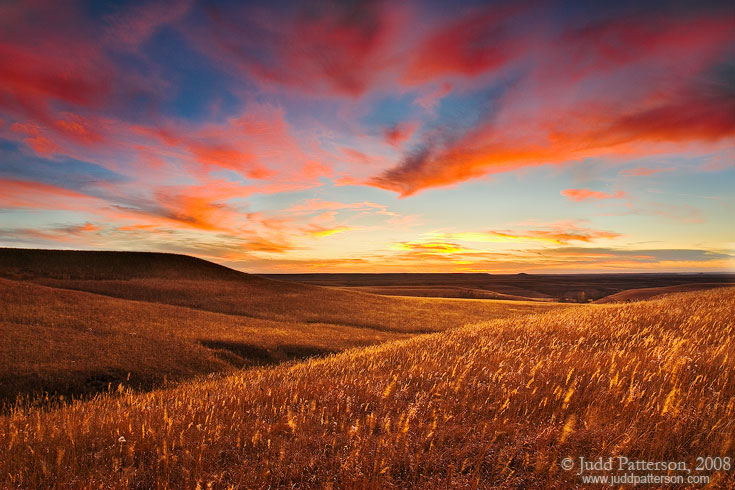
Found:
[620,167,671,176]
[561,189,626,202]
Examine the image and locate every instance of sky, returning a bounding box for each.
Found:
[0,0,734,273]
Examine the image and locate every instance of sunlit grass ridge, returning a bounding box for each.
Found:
[1,288,733,488]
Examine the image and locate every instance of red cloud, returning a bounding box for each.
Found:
[384,122,418,148]
[561,189,625,202]
[10,123,60,156]
[0,41,111,116]
[401,5,526,85]
[195,1,405,97]
[104,0,194,50]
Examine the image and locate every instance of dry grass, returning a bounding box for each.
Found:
[29,277,563,333]
[2,288,732,489]
[0,279,402,406]
[0,276,560,406]
[593,283,733,303]
[341,285,552,301]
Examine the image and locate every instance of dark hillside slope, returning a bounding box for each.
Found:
[0,248,248,281]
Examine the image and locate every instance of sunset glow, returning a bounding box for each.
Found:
[1,0,733,272]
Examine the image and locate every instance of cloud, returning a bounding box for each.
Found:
[619,167,671,176]
[394,241,473,255]
[414,82,452,111]
[561,188,625,201]
[104,0,194,50]
[307,226,351,238]
[439,222,622,245]
[542,247,733,264]
[400,5,527,85]
[1,1,733,273]
[371,9,735,196]
[193,0,406,97]
[384,121,418,148]
[288,199,385,214]
[0,178,103,211]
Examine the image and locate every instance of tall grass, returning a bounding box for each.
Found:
[0,276,559,407]
[1,288,732,488]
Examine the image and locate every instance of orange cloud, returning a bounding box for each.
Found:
[373,12,735,196]
[561,189,625,201]
[439,222,621,245]
[307,226,351,238]
[0,178,100,210]
[619,167,670,177]
[395,241,473,255]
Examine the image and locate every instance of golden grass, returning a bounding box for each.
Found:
[593,282,733,303]
[0,277,561,406]
[340,285,553,301]
[2,288,732,489]
[30,276,563,333]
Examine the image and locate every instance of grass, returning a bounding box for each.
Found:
[265,272,735,302]
[338,285,554,301]
[0,278,403,407]
[593,282,734,303]
[0,252,562,406]
[2,287,732,489]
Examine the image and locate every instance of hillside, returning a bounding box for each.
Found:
[0,278,404,407]
[0,248,248,281]
[333,285,554,301]
[1,288,732,489]
[0,248,564,334]
[593,282,734,303]
[0,249,564,405]
[265,272,735,302]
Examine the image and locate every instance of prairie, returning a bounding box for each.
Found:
[266,272,735,302]
[1,288,733,489]
[593,282,734,303]
[0,249,563,406]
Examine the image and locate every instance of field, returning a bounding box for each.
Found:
[266,273,735,302]
[593,283,734,303]
[2,249,734,489]
[1,287,733,488]
[0,249,563,406]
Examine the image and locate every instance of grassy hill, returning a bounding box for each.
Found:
[266,272,735,302]
[0,248,563,406]
[1,288,732,489]
[0,248,247,281]
[593,282,734,303]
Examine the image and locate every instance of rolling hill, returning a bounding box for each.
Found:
[266,272,735,302]
[1,287,732,488]
[0,248,564,406]
[593,282,734,303]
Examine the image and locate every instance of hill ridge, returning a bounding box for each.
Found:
[0,247,252,282]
